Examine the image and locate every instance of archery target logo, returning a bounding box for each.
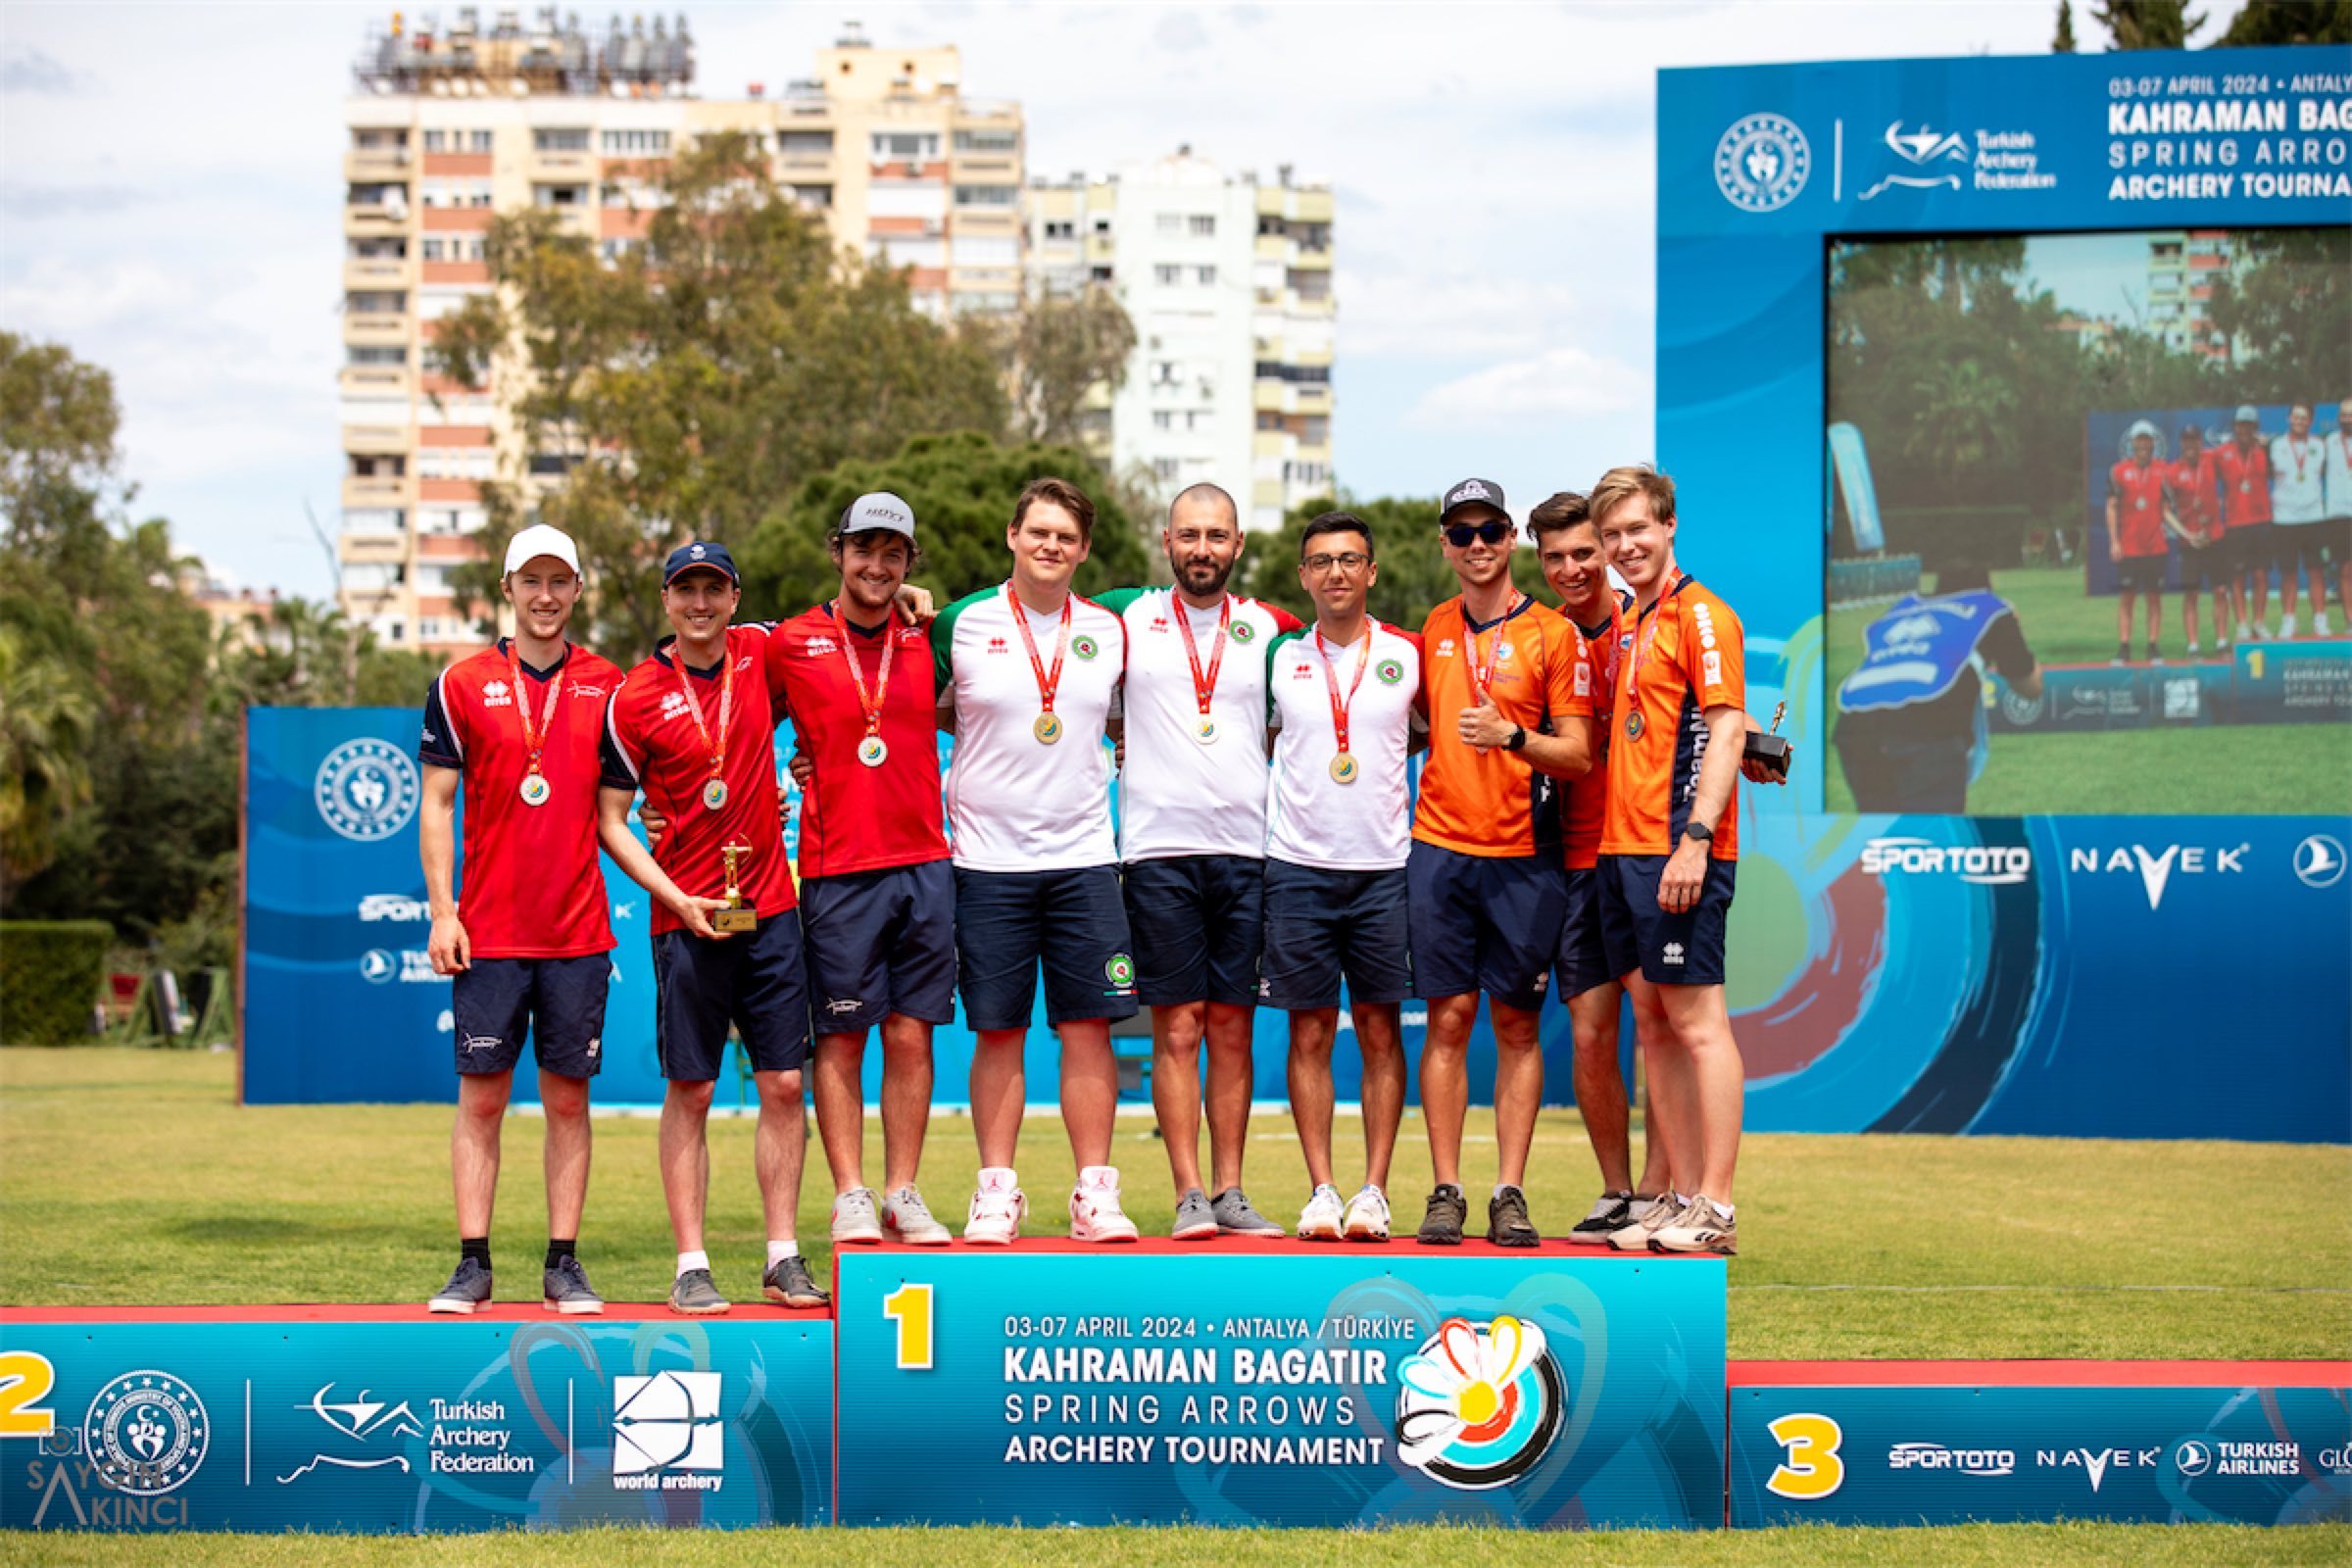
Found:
[1395,1315,1564,1489]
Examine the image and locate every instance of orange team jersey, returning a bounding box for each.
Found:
[1561,591,1632,871]
[1600,575,1743,862]
[1412,595,1592,858]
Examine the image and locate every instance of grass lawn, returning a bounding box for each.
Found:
[1823,564,2352,815]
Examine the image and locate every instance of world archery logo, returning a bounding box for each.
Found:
[1073,635,1102,661]
[1376,659,1405,686]
[1395,1316,1564,1490]
[1713,113,1811,213]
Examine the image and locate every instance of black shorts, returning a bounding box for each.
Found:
[2116,554,2167,594]
[452,955,611,1078]
[2180,538,2230,591]
[2236,521,2277,576]
[1123,855,1264,1008]
[2277,524,2328,582]
[1406,842,1567,1012]
[802,860,957,1037]
[955,865,1139,1031]
[652,908,811,1081]
[1598,853,1737,988]
[2324,517,2352,567]
[1260,859,1412,1011]
[1553,866,1616,1001]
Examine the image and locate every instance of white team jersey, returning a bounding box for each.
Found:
[934,584,1126,872]
[1110,588,1297,862]
[1264,620,1422,871]
[2326,429,2352,520]
[2272,434,2326,524]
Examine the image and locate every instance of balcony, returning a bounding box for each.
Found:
[338,531,409,565]
[343,421,410,456]
[417,533,488,562]
[532,150,595,177]
[343,256,412,290]
[344,147,412,181]
[339,365,409,397]
[342,313,411,345]
[345,202,412,235]
[342,474,413,509]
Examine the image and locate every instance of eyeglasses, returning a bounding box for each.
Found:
[1444,521,1511,548]
[1303,552,1371,573]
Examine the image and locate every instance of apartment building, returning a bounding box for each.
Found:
[337,11,1023,651]
[2145,228,2238,361]
[1028,150,1334,531]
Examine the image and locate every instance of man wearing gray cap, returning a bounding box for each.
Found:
[764,493,958,1249]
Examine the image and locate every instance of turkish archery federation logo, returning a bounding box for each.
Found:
[1396,1316,1565,1490]
[1714,113,1811,213]
[317,738,421,843]
[82,1371,210,1495]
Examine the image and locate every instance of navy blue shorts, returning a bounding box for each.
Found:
[1554,866,1617,1001]
[955,865,1138,1030]
[1260,859,1412,1011]
[1123,855,1264,1008]
[1405,842,1567,1012]
[1597,853,1738,987]
[652,907,811,1081]
[452,955,611,1078]
[802,859,957,1037]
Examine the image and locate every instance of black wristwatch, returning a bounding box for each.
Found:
[1683,821,1714,845]
[1505,725,1527,752]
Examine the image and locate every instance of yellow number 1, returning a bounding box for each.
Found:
[0,1352,57,1438]
[882,1283,934,1370]
[1765,1411,1844,1498]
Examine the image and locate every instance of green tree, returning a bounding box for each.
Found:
[2055,0,2081,49]
[2214,0,2351,43]
[1239,494,1554,629]
[432,131,1010,662]
[0,625,94,886]
[2094,0,2208,46]
[992,288,1138,450]
[737,430,1152,615]
[2203,228,2352,396]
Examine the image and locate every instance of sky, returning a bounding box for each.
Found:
[0,1,2169,598]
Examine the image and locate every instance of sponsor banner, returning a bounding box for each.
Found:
[1730,1376,2352,1527]
[835,1247,1726,1529]
[0,1316,831,1534]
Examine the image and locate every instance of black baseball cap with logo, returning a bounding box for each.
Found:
[662,540,741,587]
[1440,477,1508,524]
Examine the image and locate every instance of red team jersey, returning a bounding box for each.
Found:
[763,604,949,879]
[600,624,796,936]
[420,641,622,958]
[2167,454,2223,543]
[2215,441,2273,528]
[1562,592,1632,871]
[2107,460,2172,558]
[1601,576,1744,863]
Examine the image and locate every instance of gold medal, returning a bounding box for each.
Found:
[1196,717,1218,746]
[518,770,552,808]
[703,777,729,810]
[1329,754,1358,785]
[1033,712,1063,745]
[857,735,889,768]
[1626,710,1644,741]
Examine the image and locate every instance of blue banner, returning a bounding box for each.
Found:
[1730,1372,2352,1527]
[0,1314,832,1534]
[834,1248,1726,1529]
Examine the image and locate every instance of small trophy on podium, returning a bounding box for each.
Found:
[1743,700,1793,781]
[713,841,759,933]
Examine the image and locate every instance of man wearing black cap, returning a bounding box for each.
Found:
[598,541,826,1315]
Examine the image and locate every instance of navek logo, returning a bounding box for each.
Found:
[2068,842,2245,910]
[2037,1445,2160,1493]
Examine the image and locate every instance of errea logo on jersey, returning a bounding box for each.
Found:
[805,636,839,657]
[1661,942,1686,966]
[659,692,691,721]
[986,635,1009,655]
[1434,639,1457,659]
[481,680,513,708]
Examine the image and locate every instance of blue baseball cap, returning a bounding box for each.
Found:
[662,540,740,587]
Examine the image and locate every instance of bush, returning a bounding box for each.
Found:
[1,920,112,1045]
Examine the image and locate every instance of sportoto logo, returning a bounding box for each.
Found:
[612,1371,723,1481]
[1861,837,2033,886]
[1395,1316,1564,1490]
[316,739,420,843]
[1714,113,1811,212]
[2294,834,2346,889]
[81,1371,209,1495]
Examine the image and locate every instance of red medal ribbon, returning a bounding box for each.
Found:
[1172,593,1232,719]
[1463,594,1524,704]
[1006,584,1072,716]
[672,631,735,787]
[1626,571,1685,701]
[1314,622,1375,757]
[833,601,897,739]
[504,640,565,776]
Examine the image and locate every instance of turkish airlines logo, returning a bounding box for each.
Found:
[2295,834,2346,889]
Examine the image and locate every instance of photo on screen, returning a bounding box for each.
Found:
[1823,226,2352,816]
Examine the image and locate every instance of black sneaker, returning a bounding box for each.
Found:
[1415,1184,1466,1247]
[542,1255,605,1315]
[1568,1190,1636,1246]
[1488,1185,1540,1248]
[762,1254,831,1309]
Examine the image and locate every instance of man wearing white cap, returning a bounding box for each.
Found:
[2271,403,2329,638]
[419,524,625,1316]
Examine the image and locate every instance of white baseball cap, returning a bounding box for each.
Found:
[503,523,581,575]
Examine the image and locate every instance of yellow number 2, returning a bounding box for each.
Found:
[882,1283,934,1371]
[0,1352,58,1439]
[1766,1411,1844,1499]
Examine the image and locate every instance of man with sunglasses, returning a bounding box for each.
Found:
[1411,478,1595,1248]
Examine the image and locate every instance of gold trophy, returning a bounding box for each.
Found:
[1742,700,1793,780]
[713,841,759,933]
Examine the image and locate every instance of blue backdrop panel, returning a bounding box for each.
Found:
[0,1314,832,1534]
[834,1247,1726,1529]
[1730,1373,2352,1527]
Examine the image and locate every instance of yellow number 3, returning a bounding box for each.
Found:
[0,1352,57,1438]
[882,1284,934,1371]
[1766,1411,1844,1499]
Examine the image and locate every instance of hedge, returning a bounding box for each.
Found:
[1,920,113,1046]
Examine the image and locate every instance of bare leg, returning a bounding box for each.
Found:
[1353,1002,1405,1192]
[1491,1000,1544,1190]
[538,1069,591,1242]
[812,1031,866,1194]
[753,1068,807,1244]
[1149,1001,1207,1194]
[1202,1002,1254,1193]
[452,1069,511,1238]
[1286,1007,1338,1190]
[659,1079,716,1253]
[1418,994,1479,1187]
[2117,589,2134,650]
[1624,971,1701,1197]
[1058,1018,1117,1170]
[1658,982,1745,1200]
[1567,983,1630,1192]
[971,1029,1025,1168]
[877,1014,934,1192]
[2181,588,2200,648]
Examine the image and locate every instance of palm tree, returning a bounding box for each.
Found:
[0,625,96,886]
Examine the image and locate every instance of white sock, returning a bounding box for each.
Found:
[1710,1200,1737,1223]
[675,1250,710,1278]
[766,1240,799,1267]
[1493,1183,1522,1201]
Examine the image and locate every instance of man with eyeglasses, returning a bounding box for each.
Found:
[1410,478,1595,1248]
[1263,512,1423,1243]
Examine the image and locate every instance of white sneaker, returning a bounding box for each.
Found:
[2236,620,2254,643]
[964,1166,1027,1247]
[2282,612,2298,638]
[883,1184,953,1247]
[2318,612,2333,636]
[1298,1184,1345,1241]
[1069,1166,1139,1244]
[1342,1185,1392,1244]
[830,1186,884,1245]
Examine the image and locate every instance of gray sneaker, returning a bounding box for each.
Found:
[1487,1185,1540,1248]
[1172,1188,1217,1242]
[882,1185,953,1247]
[763,1254,831,1308]
[542,1255,605,1315]
[428,1256,492,1315]
[1210,1187,1286,1239]
[668,1267,730,1316]
[831,1187,883,1246]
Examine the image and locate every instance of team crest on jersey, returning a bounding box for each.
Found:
[1376,659,1405,685]
[1072,635,1102,661]
[1574,663,1592,696]
[481,679,513,708]
[1231,620,1256,643]
[1496,641,1514,662]
[1104,953,1135,989]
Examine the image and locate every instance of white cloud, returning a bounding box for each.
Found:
[1407,347,1651,429]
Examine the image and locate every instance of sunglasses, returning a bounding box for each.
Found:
[1444,520,1511,548]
